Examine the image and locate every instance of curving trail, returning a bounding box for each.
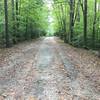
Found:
[0,37,100,100]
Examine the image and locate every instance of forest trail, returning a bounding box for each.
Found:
[0,37,100,100]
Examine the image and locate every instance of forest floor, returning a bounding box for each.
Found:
[0,37,100,100]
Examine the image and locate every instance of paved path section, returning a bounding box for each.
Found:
[0,37,100,100]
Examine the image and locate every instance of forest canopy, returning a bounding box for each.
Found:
[52,0,100,49]
[0,0,49,47]
[0,0,100,49]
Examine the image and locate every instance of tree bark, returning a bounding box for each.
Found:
[16,0,19,28]
[92,0,97,48]
[83,0,87,47]
[12,0,15,21]
[11,0,16,31]
[4,0,9,48]
[69,0,75,42]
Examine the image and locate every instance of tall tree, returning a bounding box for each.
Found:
[69,0,75,43]
[11,0,15,30]
[11,0,15,21]
[83,0,87,47]
[16,0,19,28]
[92,0,97,48]
[4,0,9,47]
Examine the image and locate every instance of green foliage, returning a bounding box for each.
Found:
[0,0,49,47]
[53,0,100,49]
[0,0,100,49]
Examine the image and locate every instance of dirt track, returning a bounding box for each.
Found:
[0,37,100,100]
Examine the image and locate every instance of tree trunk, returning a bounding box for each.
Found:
[25,17,28,40]
[83,0,87,47]
[11,0,15,21]
[16,0,19,28]
[11,0,16,31]
[4,0,9,48]
[92,0,97,49]
[69,0,75,43]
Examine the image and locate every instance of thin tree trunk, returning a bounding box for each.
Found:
[16,0,19,28]
[69,0,75,43]
[11,0,16,31]
[83,0,87,47]
[25,17,28,40]
[92,0,97,48]
[12,0,15,21]
[4,0,9,48]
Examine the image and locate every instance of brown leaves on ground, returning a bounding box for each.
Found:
[56,38,100,92]
[0,37,100,100]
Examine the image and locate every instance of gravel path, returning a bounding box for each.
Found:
[0,37,100,100]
